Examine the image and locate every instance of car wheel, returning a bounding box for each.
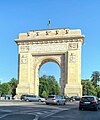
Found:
[63,102,66,105]
[94,106,98,111]
[38,99,41,102]
[46,103,49,105]
[26,99,29,102]
[57,101,60,105]
[79,107,82,110]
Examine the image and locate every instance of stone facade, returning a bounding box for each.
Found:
[15,28,84,97]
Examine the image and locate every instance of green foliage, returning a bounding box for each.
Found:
[1,83,11,95]
[0,84,2,96]
[0,78,18,97]
[8,78,18,97]
[82,71,100,97]
[82,79,100,97]
[41,90,48,98]
[8,78,18,88]
[39,75,60,97]
[96,86,100,98]
[39,75,50,97]
[91,71,100,86]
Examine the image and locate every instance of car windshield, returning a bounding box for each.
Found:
[81,97,94,101]
[48,95,55,98]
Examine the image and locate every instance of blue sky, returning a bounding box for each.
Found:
[0,0,100,83]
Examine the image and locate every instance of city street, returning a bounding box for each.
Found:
[0,100,100,120]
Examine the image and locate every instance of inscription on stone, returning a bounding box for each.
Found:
[68,43,78,50]
[30,44,67,53]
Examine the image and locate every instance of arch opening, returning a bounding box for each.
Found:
[39,62,60,83]
[38,59,61,97]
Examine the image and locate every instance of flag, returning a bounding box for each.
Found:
[47,20,50,26]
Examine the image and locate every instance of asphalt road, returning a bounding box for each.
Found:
[0,100,100,120]
[41,107,100,120]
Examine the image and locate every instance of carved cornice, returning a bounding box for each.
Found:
[15,38,84,45]
[15,28,84,45]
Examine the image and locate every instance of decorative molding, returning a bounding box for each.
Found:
[16,38,83,45]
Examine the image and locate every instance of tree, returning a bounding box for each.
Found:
[8,78,18,97]
[91,71,100,86]
[81,80,96,96]
[39,75,49,97]
[0,83,2,97]
[1,83,11,96]
[96,86,100,98]
[41,91,48,98]
[48,76,60,95]
[39,75,60,97]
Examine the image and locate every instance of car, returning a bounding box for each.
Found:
[62,96,70,102]
[79,96,99,111]
[46,95,66,105]
[36,96,46,102]
[4,94,12,100]
[20,94,45,102]
[70,96,81,101]
[20,94,28,100]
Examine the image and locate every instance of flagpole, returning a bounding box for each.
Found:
[47,20,51,29]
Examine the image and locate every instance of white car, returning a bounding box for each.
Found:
[46,95,66,105]
[23,95,45,102]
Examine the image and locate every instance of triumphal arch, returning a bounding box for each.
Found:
[15,28,84,97]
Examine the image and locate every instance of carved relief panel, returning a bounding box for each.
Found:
[19,44,67,53]
[20,54,28,64]
[70,53,76,62]
[68,43,78,50]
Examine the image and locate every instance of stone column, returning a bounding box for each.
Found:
[64,42,82,97]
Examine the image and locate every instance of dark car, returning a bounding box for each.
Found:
[63,96,70,102]
[79,96,99,111]
[70,96,80,101]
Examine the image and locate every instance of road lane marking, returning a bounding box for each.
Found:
[0,109,12,112]
[33,114,39,120]
[0,114,10,119]
[42,109,69,119]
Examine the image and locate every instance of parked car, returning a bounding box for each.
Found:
[70,96,81,101]
[20,94,28,100]
[4,94,12,100]
[46,95,66,105]
[62,96,70,102]
[36,96,46,102]
[79,96,99,111]
[20,94,45,102]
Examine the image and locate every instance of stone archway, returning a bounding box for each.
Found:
[15,28,84,97]
[34,55,63,95]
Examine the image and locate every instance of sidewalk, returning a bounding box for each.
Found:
[0,100,35,106]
